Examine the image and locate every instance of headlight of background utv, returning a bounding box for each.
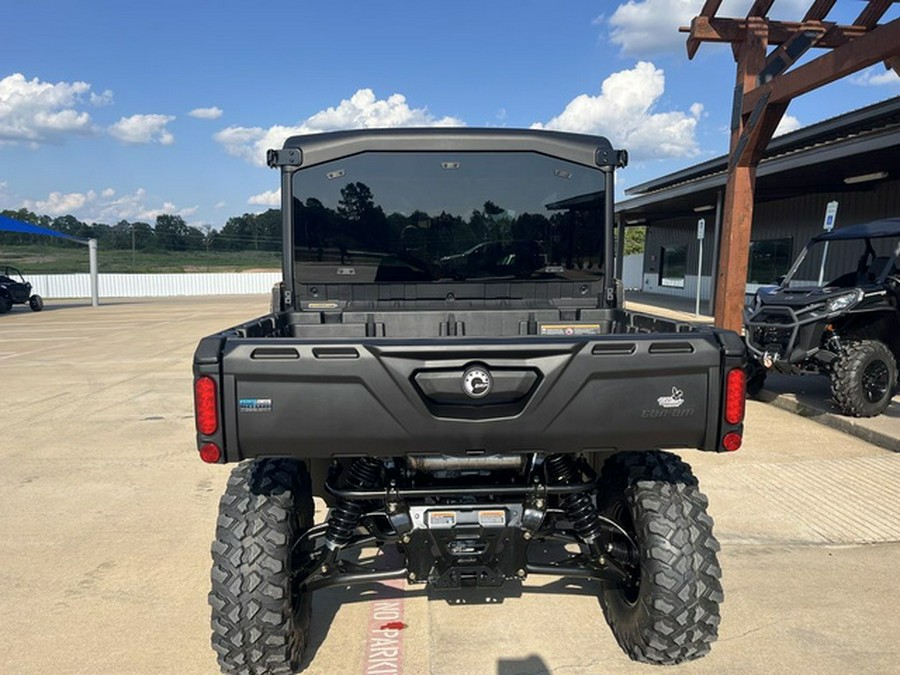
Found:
[825,289,864,314]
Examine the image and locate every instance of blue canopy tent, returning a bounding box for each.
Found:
[0,214,99,306]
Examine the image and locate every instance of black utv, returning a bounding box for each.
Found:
[0,266,44,313]
[195,128,748,672]
[745,218,900,417]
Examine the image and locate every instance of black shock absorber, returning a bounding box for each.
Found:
[323,456,383,552]
[545,454,604,546]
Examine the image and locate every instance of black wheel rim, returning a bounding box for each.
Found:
[861,360,890,403]
[608,500,641,604]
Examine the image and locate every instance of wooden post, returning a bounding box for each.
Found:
[714,166,756,328]
[684,5,900,331]
[714,18,767,331]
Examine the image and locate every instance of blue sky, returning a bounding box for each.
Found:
[1,0,898,230]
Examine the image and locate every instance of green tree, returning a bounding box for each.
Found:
[110,220,133,249]
[132,222,156,250]
[217,214,255,250]
[184,225,207,251]
[52,215,87,238]
[155,214,190,251]
[0,208,42,245]
[624,226,646,255]
[255,209,282,251]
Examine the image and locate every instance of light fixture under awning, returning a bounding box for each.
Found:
[843,171,888,185]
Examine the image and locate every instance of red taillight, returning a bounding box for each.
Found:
[194,376,218,435]
[199,442,221,463]
[722,432,742,452]
[724,367,746,425]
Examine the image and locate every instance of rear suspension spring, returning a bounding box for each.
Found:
[545,454,604,545]
[324,457,383,551]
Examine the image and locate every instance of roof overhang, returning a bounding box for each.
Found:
[616,124,900,222]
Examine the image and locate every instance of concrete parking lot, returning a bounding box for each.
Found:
[1,296,899,674]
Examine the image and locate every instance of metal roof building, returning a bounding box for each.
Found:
[616,97,900,307]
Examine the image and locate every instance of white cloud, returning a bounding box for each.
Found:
[851,66,900,87]
[248,189,280,207]
[23,190,97,216]
[95,188,196,220]
[108,114,175,145]
[216,88,465,166]
[90,89,114,106]
[606,0,811,56]
[20,186,196,222]
[189,106,223,119]
[532,62,702,161]
[607,0,696,56]
[0,73,96,144]
[773,113,802,137]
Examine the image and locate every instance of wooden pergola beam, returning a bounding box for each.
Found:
[854,0,893,28]
[743,18,900,114]
[760,23,827,83]
[888,55,900,76]
[803,0,837,22]
[747,0,775,17]
[687,0,724,58]
[682,17,867,52]
[699,0,723,15]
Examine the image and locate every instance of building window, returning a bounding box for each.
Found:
[748,237,792,284]
[659,245,687,288]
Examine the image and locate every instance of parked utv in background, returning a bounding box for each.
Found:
[194,128,747,673]
[745,218,900,417]
[0,266,43,313]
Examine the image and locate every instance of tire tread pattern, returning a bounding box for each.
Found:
[830,339,897,417]
[209,458,313,675]
[597,450,722,665]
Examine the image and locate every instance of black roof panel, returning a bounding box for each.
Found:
[813,217,900,242]
[279,127,618,169]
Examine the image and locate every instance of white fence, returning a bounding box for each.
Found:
[28,261,646,299]
[28,273,282,299]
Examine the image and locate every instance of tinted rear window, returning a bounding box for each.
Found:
[291,151,605,284]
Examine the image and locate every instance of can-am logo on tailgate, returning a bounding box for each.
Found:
[462,366,493,399]
[657,387,685,409]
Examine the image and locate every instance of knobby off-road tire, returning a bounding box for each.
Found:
[597,451,723,665]
[0,294,11,313]
[831,340,897,417]
[29,295,44,311]
[210,458,315,675]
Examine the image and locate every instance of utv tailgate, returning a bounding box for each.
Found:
[202,331,743,460]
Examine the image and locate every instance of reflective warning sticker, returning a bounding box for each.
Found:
[427,511,457,528]
[478,510,506,527]
[539,323,601,336]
